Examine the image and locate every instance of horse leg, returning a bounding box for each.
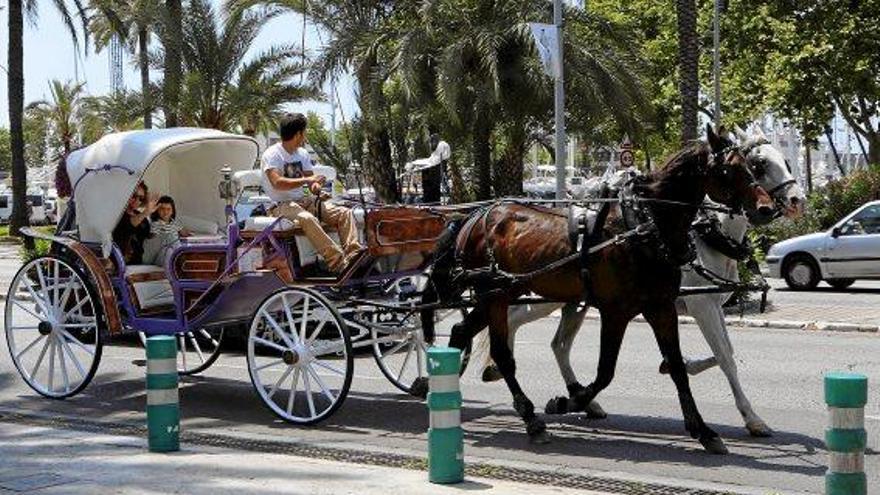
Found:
[481,303,561,382]
[643,302,728,454]
[545,303,607,418]
[487,299,550,444]
[547,310,627,417]
[686,296,772,437]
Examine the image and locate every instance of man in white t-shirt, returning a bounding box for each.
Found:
[262,113,363,273]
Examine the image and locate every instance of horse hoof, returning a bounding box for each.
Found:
[544,396,569,415]
[659,360,669,375]
[410,377,429,399]
[746,420,774,438]
[529,429,551,445]
[700,436,729,455]
[481,365,504,383]
[585,401,607,419]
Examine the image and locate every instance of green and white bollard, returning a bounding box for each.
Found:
[825,372,867,495]
[427,347,464,484]
[146,335,180,453]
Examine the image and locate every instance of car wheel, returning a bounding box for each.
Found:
[827,278,855,290]
[783,254,820,290]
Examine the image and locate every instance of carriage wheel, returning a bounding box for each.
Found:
[247,287,352,425]
[138,328,224,376]
[4,256,103,398]
[370,276,468,395]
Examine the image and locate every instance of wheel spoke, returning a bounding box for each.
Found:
[286,368,301,416]
[253,358,284,372]
[56,334,71,393]
[62,295,90,322]
[299,295,310,343]
[11,299,42,321]
[281,293,301,343]
[52,260,60,309]
[60,321,96,329]
[305,317,328,346]
[47,339,56,392]
[179,335,188,371]
[416,339,425,378]
[262,310,296,349]
[15,334,46,360]
[266,365,294,401]
[251,336,288,354]
[8,325,39,331]
[58,333,86,378]
[312,359,346,376]
[307,366,336,402]
[21,283,52,317]
[303,369,317,417]
[397,342,414,382]
[381,339,410,360]
[189,333,206,364]
[58,329,95,356]
[29,337,52,381]
[199,328,219,347]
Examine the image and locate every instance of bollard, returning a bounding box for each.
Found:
[146,335,180,452]
[427,347,464,484]
[825,372,867,495]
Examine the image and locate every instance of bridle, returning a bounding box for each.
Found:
[709,143,763,216]
[740,138,800,217]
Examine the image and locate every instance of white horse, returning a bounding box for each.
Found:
[482,127,805,437]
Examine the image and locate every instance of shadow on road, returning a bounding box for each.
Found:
[0,368,832,479]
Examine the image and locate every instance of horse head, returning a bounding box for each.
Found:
[704,125,775,221]
[735,126,806,224]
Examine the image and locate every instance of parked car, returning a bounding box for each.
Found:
[0,190,47,224]
[767,200,880,290]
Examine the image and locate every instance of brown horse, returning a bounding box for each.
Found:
[426,126,773,454]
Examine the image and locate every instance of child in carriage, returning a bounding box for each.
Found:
[143,195,191,266]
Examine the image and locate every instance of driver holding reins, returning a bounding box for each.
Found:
[262,113,364,273]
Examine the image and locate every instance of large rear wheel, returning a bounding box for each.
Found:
[247,287,353,425]
[5,256,103,398]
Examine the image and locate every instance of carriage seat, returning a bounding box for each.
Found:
[125,265,175,311]
[240,216,340,267]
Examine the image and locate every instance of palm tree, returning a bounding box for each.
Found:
[89,0,162,128]
[81,89,144,140]
[7,0,88,238]
[675,0,699,143]
[397,0,647,197]
[162,0,184,127]
[226,0,408,203]
[26,80,91,156]
[172,0,319,133]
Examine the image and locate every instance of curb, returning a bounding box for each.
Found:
[579,312,880,334]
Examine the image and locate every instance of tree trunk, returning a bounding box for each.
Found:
[7,0,30,241]
[472,116,492,200]
[675,0,699,144]
[493,127,525,197]
[162,0,183,127]
[866,134,880,166]
[138,27,152,129]
[357,65,399,203]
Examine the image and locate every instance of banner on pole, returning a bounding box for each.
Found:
[529,23,560,79]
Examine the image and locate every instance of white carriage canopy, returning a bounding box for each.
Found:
[67,128,259,255]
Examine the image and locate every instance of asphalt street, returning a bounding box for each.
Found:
[2,309,878,494]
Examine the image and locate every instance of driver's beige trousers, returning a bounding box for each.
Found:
[270,198,362,271]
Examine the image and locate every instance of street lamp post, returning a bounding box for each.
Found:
[713,0,722,127]
[554,0,566,199]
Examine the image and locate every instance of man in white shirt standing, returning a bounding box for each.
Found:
[262,113,364,273]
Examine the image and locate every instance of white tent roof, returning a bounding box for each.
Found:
[67,128,259,254]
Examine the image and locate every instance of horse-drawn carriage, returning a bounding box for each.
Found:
[4,128,459,425]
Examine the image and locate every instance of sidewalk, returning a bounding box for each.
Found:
[0,421,603,495]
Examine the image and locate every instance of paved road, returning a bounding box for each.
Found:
[2,310,878,494]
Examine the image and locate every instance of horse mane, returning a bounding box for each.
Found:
[632,141,711,199]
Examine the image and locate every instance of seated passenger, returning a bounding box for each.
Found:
[144,195,191,266]
[262,113,364,273]
[113,182,157,265]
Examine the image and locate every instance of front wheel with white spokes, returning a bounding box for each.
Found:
[138,328,224,376]
[247,287,352,425]
[5,256,104,398]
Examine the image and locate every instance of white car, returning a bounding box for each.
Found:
[767,200,880,290]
